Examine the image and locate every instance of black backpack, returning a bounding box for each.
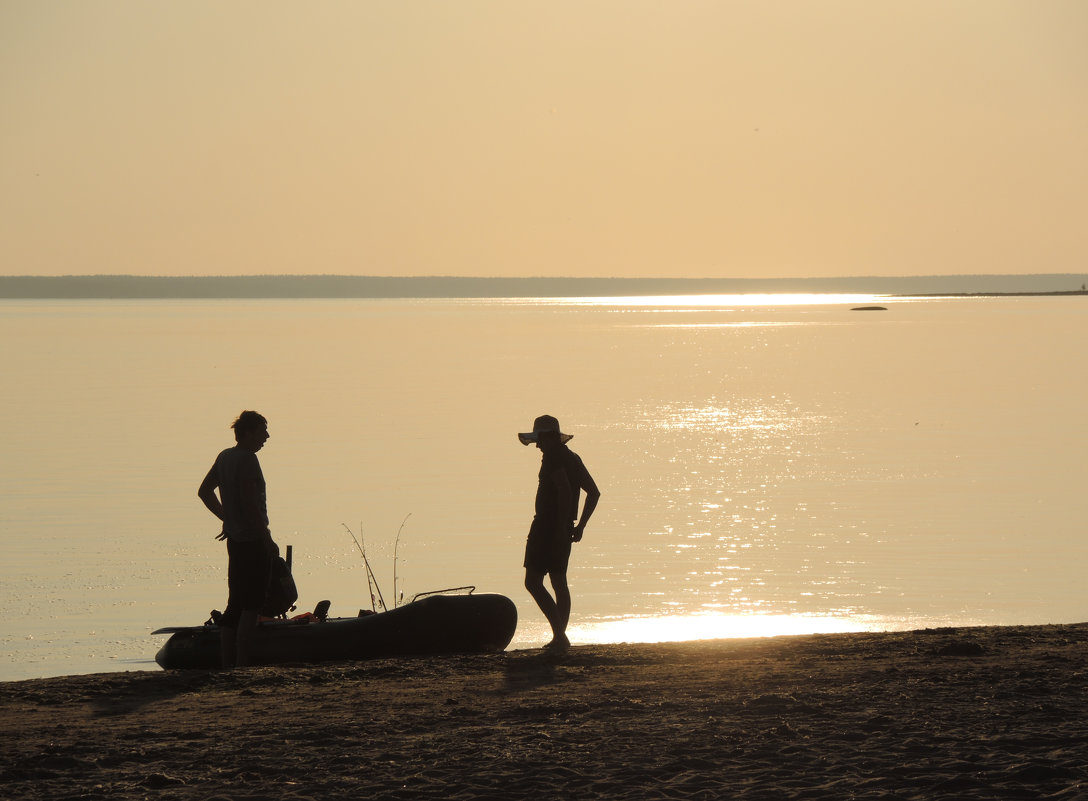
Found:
[261,555,298,617]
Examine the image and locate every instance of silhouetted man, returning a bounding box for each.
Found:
[519,415,600,652]
[198,410,275,668]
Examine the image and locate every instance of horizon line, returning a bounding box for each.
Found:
[2,273,1086,300]
[3,271,1086,280]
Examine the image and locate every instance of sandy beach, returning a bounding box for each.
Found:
[2,623,1086,800]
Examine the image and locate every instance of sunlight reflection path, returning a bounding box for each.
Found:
[568,612,886,644]
[503,293,888,308]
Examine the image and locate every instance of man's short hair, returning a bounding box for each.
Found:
[231,410,268,442]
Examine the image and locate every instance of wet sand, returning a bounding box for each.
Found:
[2,623,1086,800]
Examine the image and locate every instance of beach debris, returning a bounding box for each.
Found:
[772,722,801,740]
[1008,763,1079,783]
[141,772,186,788]
[935,640,985,657]
[743,694,819,715]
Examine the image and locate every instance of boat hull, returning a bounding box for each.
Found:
[155,593,518,670]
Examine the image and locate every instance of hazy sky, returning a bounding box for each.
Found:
[2,1,1085,278]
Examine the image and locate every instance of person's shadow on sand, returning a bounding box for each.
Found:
[502,650,565,693]
[88,671,221,717]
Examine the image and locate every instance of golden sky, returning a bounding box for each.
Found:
[1,1,1085,278]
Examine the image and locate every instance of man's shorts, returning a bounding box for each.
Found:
[223,539,273,627]
[524,517,572,575]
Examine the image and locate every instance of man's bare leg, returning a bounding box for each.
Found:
[550,572,571,648]
[235,610,260,667]
[546,571,571,651]
[219,625,237,669]
[525,568,570,651]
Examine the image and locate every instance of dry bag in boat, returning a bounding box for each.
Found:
[261,555,298,617]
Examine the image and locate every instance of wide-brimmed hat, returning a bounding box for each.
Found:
[518,414,573,446]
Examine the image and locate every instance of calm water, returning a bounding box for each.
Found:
[1,294,1086,681]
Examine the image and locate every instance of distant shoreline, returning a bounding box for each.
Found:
[901,290,1088,298]
[1,274,1086,299]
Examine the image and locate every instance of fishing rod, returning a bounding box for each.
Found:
[393,513,411,608]
[342,523,386,612]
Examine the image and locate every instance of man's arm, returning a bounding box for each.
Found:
[198,465,230,541]
[572,469,600,543]
[198,466,223,520]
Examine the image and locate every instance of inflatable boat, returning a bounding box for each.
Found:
[153,592,518,670]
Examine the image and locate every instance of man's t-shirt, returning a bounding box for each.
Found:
[212,446,268,542]
[534,445,590,527]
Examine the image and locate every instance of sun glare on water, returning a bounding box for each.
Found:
[517,294,887,308]
[568,613,876,645]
